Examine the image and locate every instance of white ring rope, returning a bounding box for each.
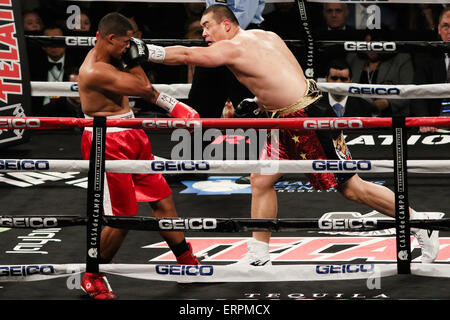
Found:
[31,82,191,99]
[30,81,450,100]
[1,262,450,283]
[1,159,450,174]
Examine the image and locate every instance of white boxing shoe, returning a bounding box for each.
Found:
[234,238,272,266]
[411,212,443,263]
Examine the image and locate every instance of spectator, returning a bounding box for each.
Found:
[314,3,358,78]
[72,11,92,33]
[322,3,351,31]
[23,10,45,100]
[325,59,373,118]
[411,6,450,133]
[346,31,414,116]
[40,67,83,119]
[188,1,265,118]
[29,25,79,115]
[23,10,43,32]
[66,10,94,71]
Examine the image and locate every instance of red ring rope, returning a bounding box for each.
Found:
[0,116,448,130]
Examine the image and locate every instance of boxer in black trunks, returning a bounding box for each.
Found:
[145,4,441,265]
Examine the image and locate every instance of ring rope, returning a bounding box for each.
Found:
[0,262,402,283]
[1,116,449,130]
[1,262,448,284]
[1,215,448,232]
[30,81,450,99]
[25,34,450,52]
[1,159,449,174]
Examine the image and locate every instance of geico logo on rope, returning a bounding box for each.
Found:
[0,160,50,171]
[142,119,201,129]
[70,83,78,92]
[318,218,377,230]
[316,264,375,274]
[159,218,217,230]
[0,216,58,228]
[303,119,363,129]
[312,160,371,171]
[151,160,210,172]
[156,265,214,276]
[0,265,55,277]
[348,86,400,95]
[0,118,40,128]
[65,36,96,46]
[344,41,396,52]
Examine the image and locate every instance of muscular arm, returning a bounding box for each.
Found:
[84,62,156,101]
[149,41,240,68]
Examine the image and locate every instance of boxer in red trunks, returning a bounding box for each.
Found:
[78,12,199,300]
[144,4,441,266]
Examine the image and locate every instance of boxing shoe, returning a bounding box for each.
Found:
[81,272,117,300]
[235,238,272,266]
[176,242,200,265]
[411,212,443,263]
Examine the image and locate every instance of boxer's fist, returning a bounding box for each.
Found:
[156,92,199,119]
[122,37,149,68]
[234,97,261,118]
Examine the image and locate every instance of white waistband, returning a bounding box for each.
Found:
[84,111,134,132]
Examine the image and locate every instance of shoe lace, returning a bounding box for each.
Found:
[415,232,425,247]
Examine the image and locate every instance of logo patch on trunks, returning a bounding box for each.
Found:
[333,133,351,160]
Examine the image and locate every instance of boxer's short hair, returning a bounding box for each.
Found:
[98,12,133,38]
[203,4,239,25]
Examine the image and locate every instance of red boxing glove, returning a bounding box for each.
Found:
[155,92,200,118]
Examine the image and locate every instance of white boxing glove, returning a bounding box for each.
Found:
[146,44,166,63]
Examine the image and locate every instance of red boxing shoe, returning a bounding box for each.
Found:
[81,272,117,300]
[176,242,200,265]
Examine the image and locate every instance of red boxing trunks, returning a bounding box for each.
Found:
[81,111,171,216]
[261,80,354,190]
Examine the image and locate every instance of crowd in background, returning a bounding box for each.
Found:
[20,0,450,131]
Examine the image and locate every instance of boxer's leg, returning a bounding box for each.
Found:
[150,195,199,265]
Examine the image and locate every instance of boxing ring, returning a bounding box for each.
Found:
[0,115,449,283]
[1,0,450,302]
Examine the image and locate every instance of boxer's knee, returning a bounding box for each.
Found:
[150,195,177,218]
[250,173,281,194]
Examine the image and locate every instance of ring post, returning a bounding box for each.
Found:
[85,117,106,274]
[392,116,411,274]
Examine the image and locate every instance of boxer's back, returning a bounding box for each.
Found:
[228,29,308,109]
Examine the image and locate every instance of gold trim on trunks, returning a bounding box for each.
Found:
[264,79,322,118]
